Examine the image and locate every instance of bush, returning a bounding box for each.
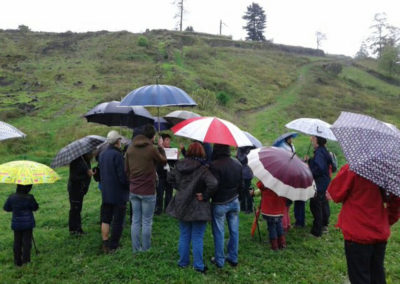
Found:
[137,36,149,47]
[216,91,230,105]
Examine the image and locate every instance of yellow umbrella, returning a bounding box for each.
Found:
[0,160,60,185]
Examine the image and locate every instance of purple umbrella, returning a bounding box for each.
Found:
[247,147,315,201]
[332,111,400,196]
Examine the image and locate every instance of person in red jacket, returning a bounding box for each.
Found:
[327,164,400,284]
[256,181,287,250]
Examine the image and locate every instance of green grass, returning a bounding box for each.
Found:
[0,28,400,283]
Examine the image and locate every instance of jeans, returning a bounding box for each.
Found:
[345,241,387,284]
[155,177,173,214]
[263,215,284,240]
[13,229,32,266]
[294,201,305,227]
[212,198,240,267]
[178,221,207,270]
[130,193,156,253]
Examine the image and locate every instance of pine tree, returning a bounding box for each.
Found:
[242,3,266,41]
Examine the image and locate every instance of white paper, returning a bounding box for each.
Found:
[164,148,178,160]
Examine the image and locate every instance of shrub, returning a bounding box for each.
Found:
[137,36,148,47]
[216,91,230,105]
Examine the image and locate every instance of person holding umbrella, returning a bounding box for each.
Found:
[68,153,94,235]
[305,136,334,237]
[328,164,400,284]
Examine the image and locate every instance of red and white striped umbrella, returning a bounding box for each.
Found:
[171,117,253,147]
[248,147,316,201]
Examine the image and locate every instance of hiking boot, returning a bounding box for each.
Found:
[278,235,286,249]
[225,258,238,267]
[195,266,208,274]
[210,257,223,268]
[270,239,279,251]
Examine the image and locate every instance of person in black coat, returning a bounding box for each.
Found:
[68,153,93,235]
[305,136,333,237]
[99,130,129,252]
[3,184,39,266]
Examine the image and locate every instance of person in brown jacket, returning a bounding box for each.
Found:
[125,124,167,253]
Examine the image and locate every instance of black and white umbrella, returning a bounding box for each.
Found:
[84,101,154,128]
[332,111,400,196]
[0,121,26,141]
[286,118,336,141]
[164,110,201,126]
[51,135,106,168]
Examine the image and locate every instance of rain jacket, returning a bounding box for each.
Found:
[68,156,91,195]
[99,145,129,205]
[308,146,333,193]
[328,164,400,244]
[166,158,218,221]
[3,188,39,231]
[210,145,243,204]
[257,181,286,217]
[125,134,167,195]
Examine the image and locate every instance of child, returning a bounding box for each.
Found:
[3,184,39,266]
[256,181,286,250]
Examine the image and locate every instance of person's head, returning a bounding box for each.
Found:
[107,130,123,148]
[212,144,231,160]
[16,184,32,194]
[186,142,206,159]
[285,137,293,145]
[311,136,327,148]
[161,133,171,148]
[143,124,156,141]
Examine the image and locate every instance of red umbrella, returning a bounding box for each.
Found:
[171,116,252,147]
[248,147,315,201]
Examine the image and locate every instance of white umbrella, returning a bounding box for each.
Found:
[164,110,201,126]
[0,121,26,141]
[285,118,337,141]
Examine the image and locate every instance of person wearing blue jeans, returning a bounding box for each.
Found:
[178,221,207,269]
[263,216,284,240]
[210,144,243,268]
[212,199,240,267]
[130,193,156,252]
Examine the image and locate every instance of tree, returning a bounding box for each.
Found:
[315,31,327,50]
[174,0,186,32]
[185,26,194,32]
[242,3,266,41]
[355,41,369,59]
[367,13,389,58]
[18,25,30,33]
[378,44,400,75]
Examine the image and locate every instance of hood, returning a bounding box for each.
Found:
[132,134,152,148]
[176,158,202,174]
[212,144,231,160]
[16,184,32,194]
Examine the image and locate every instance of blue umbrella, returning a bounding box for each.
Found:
[153,117,171,131]
[243,131,262,148]
[272,132,298,147]
[120,85,197,107]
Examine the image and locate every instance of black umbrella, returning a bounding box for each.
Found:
[84,101,154,128]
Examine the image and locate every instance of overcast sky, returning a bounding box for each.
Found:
[1,0,399,57]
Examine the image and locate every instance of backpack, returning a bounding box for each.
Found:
[329,152,337,173]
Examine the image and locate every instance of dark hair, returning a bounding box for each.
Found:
[16,184,33,194]
[316,136,327,147]
[161,133,171,140]
[186,142,206,158]
[142,124,156,139]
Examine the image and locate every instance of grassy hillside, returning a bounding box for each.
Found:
[0,29,399,283]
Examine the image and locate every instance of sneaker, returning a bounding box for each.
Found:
[195,266,208,274]
[225,258,238,267]
[210,257,223,268]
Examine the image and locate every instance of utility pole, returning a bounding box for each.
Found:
[219,20,227,35]
[179,0,183,32]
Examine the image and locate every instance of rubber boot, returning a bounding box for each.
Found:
[270,239,279,251]
[278,235,286,250]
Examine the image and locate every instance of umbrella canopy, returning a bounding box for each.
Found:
[84,101,154,128]
[243,131,262,148]
[120,85,197,107]
[164,110,201,126]
[285,118,337,141]
[272,132,298,147]
[0,121,26,141]
[171,117,253,147]
[51,135,106,168]
[0,160,60,185]
[332,111,400,196]
[247,147,315,201]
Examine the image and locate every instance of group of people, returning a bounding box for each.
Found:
[3,124,400,284]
